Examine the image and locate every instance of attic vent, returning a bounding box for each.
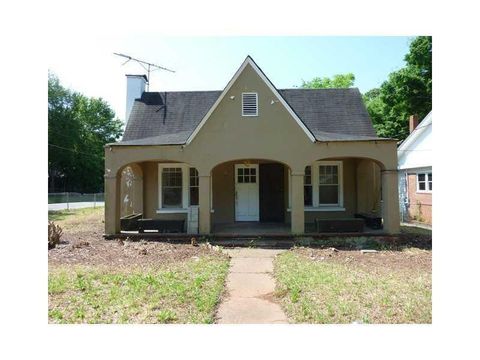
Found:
[242,93,258,116]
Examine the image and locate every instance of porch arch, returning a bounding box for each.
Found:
[304,155,399,234]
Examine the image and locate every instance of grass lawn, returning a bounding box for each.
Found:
[274,247,431,324]
[49,256,229,324]
[48,207,104,231]
[48,207,230,324]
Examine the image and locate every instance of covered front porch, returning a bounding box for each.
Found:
[106,156,399,237]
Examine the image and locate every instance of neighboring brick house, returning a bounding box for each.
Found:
[398,112,432,225]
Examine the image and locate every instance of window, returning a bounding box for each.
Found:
[318,164,340,205]
[304,166,312,206]
[237,167,256,183]
[417,172,432,192]
[161,168,183,207]
[242,93,258,116]
[189,168,199,206]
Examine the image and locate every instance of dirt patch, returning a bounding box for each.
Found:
[257,292,278,304]
[293,246,431,275]
[48,211,226,270]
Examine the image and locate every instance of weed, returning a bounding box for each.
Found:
[48,221,63,249]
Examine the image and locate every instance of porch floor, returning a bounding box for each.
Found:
[213,222,290,236]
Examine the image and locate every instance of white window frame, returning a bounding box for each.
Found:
[416,172,432,193]
[314,160,344,208]
[189,168,199,206]
[287,161,345,212]
[242,92,258,117]
[304,165,313,207]
[157,164,190,212]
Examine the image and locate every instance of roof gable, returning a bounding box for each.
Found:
[185,56,316,144]
[398,111,432,169]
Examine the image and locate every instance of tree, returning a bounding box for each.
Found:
[363,36,432,140]
[301,73,355,89]
[48,73,123,193]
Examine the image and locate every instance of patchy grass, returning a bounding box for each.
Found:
[48,207,104,232]
[49,255,229,324]
[400,225,432,236]
[274,248,431,324]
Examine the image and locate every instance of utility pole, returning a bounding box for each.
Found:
[113,53,175,91]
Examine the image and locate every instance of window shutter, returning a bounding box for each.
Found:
[242,93,258,116]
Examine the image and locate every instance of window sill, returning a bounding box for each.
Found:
[287,207,346,212]
[156,208,189,214]
[416,190,432,194]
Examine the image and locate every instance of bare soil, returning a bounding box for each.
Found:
[48,210,225,270]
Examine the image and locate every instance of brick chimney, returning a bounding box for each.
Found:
[409,114,419,133]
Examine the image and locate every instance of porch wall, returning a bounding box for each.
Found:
[212,162,235,224]
[142,161,188,223]
[212,160,290,225]
[285,158,359,224]
[118,158,382,232]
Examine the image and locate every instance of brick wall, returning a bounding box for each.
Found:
[407,173,432,225]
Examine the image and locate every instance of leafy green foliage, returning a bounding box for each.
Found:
[301,73,355,89]
[48,72,123,192]
[363,36,432,140]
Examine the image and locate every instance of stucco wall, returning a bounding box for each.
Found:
[212,161,235,224]
[356,159,381,215]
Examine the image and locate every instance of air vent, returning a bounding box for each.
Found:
[242,93,258,116]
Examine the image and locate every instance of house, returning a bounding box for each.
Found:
[398,112,432,225]
[104,56,400,236]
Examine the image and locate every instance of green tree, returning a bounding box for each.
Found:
[48,72,123,193]
[301,73,355,89]
[363,36,432,140]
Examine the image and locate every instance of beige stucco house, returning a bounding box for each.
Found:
[104,56,400,236]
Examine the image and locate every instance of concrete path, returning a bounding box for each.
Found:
[216,248,289,324]
[48,202,104,211]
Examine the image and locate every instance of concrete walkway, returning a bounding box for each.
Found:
[216,248,289,324]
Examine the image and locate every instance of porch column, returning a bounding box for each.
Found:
[105,174,120,235]
[198,174,211,234]
[290,171,305,234]
[381,170,400,234]
[132,175,143,215]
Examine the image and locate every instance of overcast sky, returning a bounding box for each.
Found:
[48,36,412,123]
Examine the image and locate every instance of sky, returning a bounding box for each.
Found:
[48,36,413,123]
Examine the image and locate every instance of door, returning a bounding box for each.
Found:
[235,164,259,221]
[260,163,285,222]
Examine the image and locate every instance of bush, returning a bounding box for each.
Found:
[48,221,63,249]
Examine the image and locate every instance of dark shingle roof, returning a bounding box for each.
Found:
[116,88,389,146]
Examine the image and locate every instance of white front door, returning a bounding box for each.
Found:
[235,164,259,221]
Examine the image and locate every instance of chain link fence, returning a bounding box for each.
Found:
[48,192,104,210]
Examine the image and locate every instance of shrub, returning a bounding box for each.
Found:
[48,221,63,249]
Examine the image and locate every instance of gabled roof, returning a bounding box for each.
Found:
[116,57,391,146]
[185,56,315,144]
[398,111,432,153]
[397,111,432,169]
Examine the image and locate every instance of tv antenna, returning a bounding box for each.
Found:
[114,52,175,91]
